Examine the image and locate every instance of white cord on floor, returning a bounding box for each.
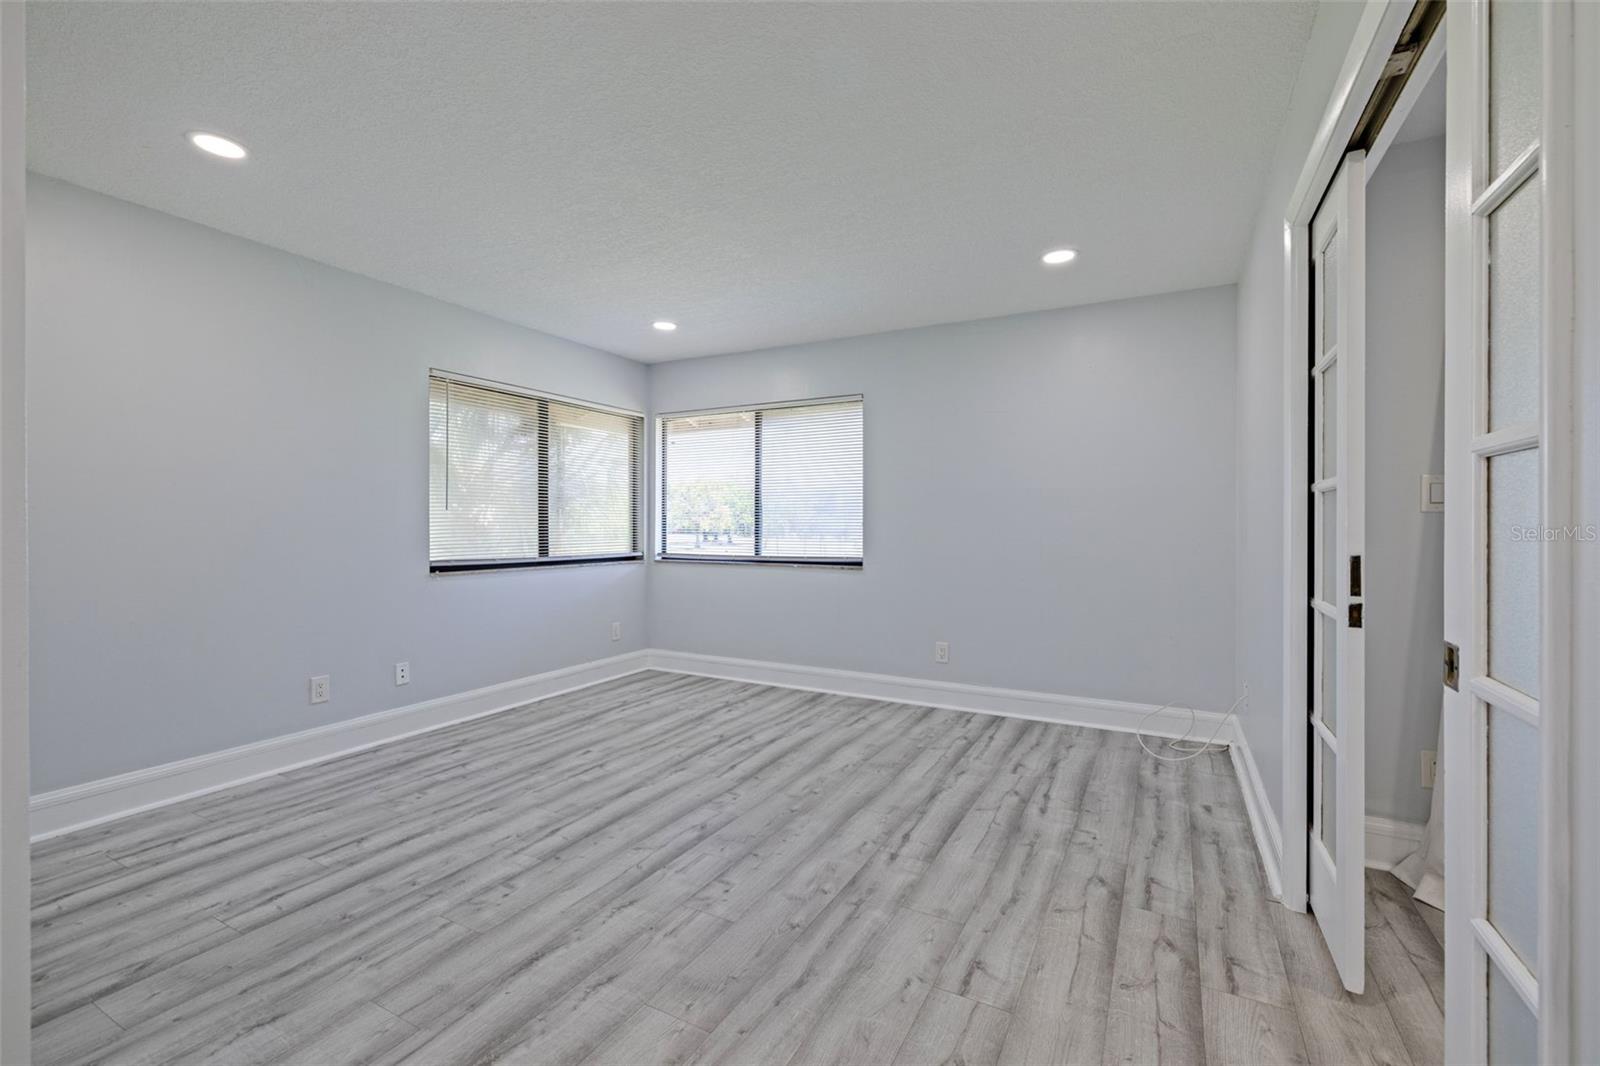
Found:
[1136,692,1248,762]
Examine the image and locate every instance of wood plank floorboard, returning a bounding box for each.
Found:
[32,671,1443,1065]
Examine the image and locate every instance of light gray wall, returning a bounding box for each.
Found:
[26,180,1239,794]
[1232,0,1367,827]
[648,286,1238,712]
[1365,136,1444,825]
[26,177,650,792]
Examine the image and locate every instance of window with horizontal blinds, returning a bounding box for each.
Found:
[659,397,863,564]
[428,373,642,570]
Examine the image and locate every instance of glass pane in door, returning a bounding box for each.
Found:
[1488,179,1542,431]
[1321,241,1339,353]
[1320,614,1338,732]
[1487,447,1540,697]
[1321,489,1338,603]
[1488,705,1540,967]
[1488,963,1539,1065]
[1318,737,1339,850]
[1488,0,1542,177]
[1321,361,1340,479]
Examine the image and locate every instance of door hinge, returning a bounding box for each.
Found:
[1349,555,1363,597]
[1443,641,1459,690]
[1348,602,1363,628]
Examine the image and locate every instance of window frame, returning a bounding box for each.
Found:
[655,394,865,568]
[428,369,645,574]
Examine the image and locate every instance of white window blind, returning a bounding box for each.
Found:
[428,373,642,570]
[659,397,863,564]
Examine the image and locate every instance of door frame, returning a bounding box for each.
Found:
[0,3,24,1063]
[1279,0,1575,1057]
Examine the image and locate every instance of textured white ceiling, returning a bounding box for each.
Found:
[27,1,1317,361]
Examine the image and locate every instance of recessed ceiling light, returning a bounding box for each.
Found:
[187,131,248,161]
[1041,248,1078,266]
[653,321,678,332]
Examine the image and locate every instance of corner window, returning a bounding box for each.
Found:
[659,396,863,565]
[428,372,643,571]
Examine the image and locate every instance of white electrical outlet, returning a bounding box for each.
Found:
[934,641,949,664]
[610,621,622,642]
[395,661,410,686]
[310,675,331,704]
[1421,749,1437,789]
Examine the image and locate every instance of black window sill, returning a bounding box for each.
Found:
[431,554,643,574]
[654,555,863,569]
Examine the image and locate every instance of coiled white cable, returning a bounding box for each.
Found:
[1136,692,1247,762]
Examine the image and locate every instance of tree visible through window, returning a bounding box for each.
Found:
[428,374,642,569]
[662,411,756,556]
[659,398,863,563]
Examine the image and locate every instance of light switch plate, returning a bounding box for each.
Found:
[1420,474,1444,512]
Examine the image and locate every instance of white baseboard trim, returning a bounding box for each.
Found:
[1364,814,1426,871]
[644,649,1238,745]
[31,648,1243,845]
[1227,729,1284,901]
[29,650,651,841]
[651,650,1291,890]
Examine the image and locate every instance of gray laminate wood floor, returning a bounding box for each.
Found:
[30,671,1444,1065]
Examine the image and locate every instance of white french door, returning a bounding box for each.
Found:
[1307,150,1367,995]
[1442,0,1571,1062]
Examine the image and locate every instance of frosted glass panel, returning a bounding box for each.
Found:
[1487,448,1541,697]
[1488,706,1540,968]
[1320,615,1338,733]
[1488,178,1541,431]
[1321,488,1338,604]
[1489,0,1542,178]
[1488,961,1538,1065]
[1319,738,1338,850]
[1320,361,1339,480]
[1320,241,1339,354]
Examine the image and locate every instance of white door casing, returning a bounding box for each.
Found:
[1307,149,1367,995]
[0,4,25,1062]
